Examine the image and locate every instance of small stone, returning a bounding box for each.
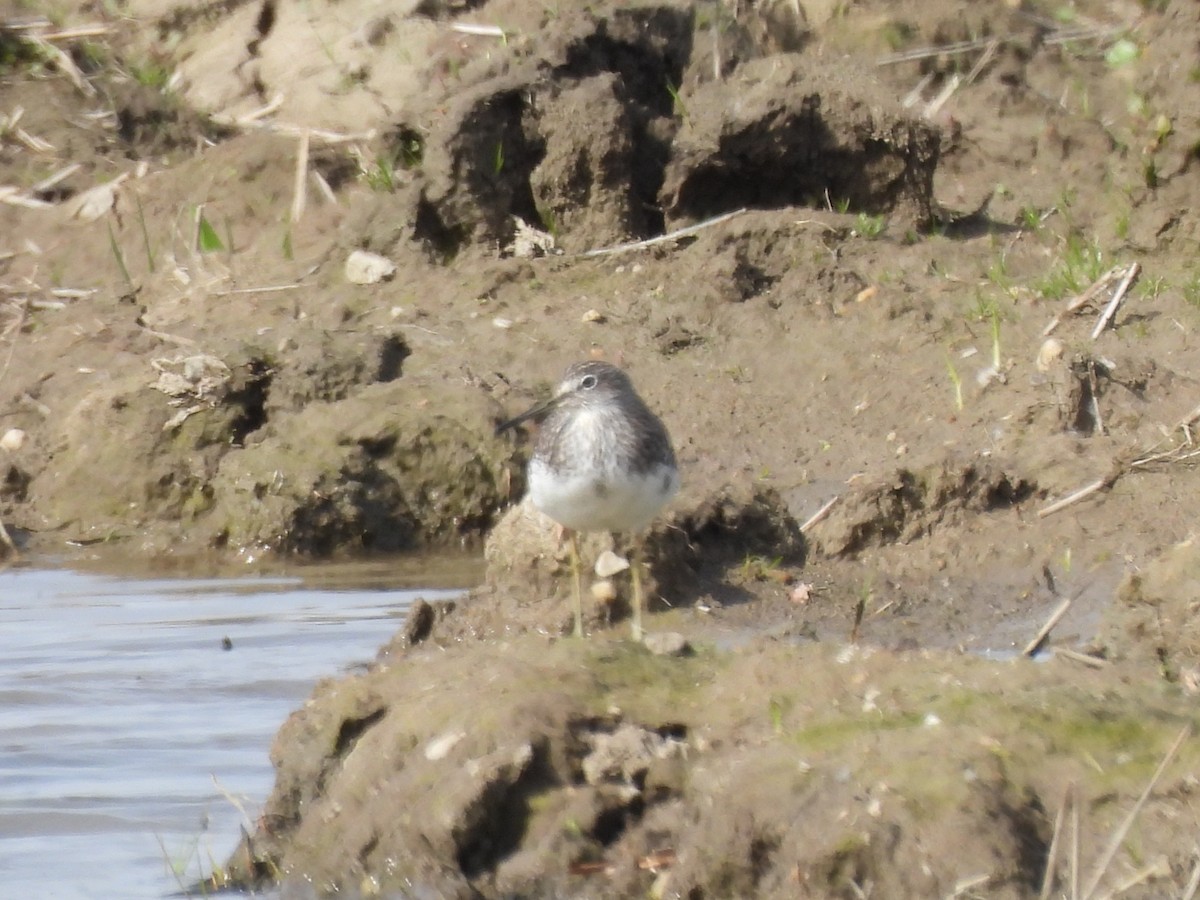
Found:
[594,550,630,577]
[643,631,690,656]
[344,249,396,284]
[590,579,617,604]
[789,582,813,604]
[1037,337,1064,372]
[581,308,606,324]
[0,428,26,452]
[424,730,465,761]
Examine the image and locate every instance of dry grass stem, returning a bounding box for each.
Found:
[1081,724,1192,899]
[902,72,935,108]
[449,23,507,38]
[232,94,285,125]
[876,25,1120,67]
[31,163,82,193]
[1094,857,1169,900]
[1053,647,1108,668]
[290,130,309,224]
[311,169,337,205]
[949,873,991,897]
[962,39,999,86]
[38,24,112,41]
[28,35,94,96]
[210,284,301,297]
[1090,262,1139,340]
[1041,783,1074,899]
[139,324,199,348]
[270,123,375,144]
[922,73,960,119]
[580,208,746,258]
[800,495,840,533]
[1043,265,1124,336]
[0,186,53,209]
[1023,597,1073,656]
[1037,477,1108,518]
[13,124,54,153]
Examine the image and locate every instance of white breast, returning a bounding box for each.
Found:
[528,457,679,534]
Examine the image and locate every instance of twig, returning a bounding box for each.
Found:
[579,208,747,258]
[1040,783,1073,900]
[38,24,112,41]
[13,125,53,152]
[1081,724,1192,900]
[1129,445,1192,469]
[290,129,309,224]
[947,873,991,897]
[876,25,1119,66]
[27,35,94,96]
[1053,647,1108,668]
[1087,361,1105,436]
[1094,857,1169,900]
[31,162,81,193]
[138,323,198,347]
[232,94,285,125]
[1043,265,1124,336]
[311,168,337,205]
[1023,597,1073,657]
[1036,477,1109,518]
[1175,401,1200,433]
[0,186,53,209]
[210,283,301,297]
[1129,401,1200,466]
[449,23,507,38]
[878,36,1002,65]
[712,24,721,81]
[800,495,839,533]
[902,72,935,108]
[922,73,960,120]
[268,123,376,144]
[1090,262,1139,340]
[962,39,999,87]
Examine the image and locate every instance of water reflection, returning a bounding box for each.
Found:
[0,562,467,899]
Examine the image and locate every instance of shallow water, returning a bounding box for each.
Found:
[0,560,468,899]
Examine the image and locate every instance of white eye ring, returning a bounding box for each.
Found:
[580,374,598,389]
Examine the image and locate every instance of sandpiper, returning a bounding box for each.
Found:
[496,360,679,640]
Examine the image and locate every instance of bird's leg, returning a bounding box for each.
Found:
[629,540,644,643]
[567,529,584,638]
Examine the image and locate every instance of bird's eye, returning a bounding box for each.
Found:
[580,374,598,390]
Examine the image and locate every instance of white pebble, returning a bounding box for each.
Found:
[344,249,396,284]
[594,550,630,577]
[0,428,25,452]
[1037,337,1064,372]
[424,730,465,761]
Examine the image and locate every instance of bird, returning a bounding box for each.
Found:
[496,360,679,640]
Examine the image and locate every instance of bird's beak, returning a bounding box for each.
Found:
[495,393,563,435]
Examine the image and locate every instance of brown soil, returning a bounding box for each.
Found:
[3,0,1200,896]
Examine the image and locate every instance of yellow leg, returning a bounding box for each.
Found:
[567,530,584,638]
[630,544,644,643]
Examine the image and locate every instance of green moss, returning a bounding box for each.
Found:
[584,643,721,719]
